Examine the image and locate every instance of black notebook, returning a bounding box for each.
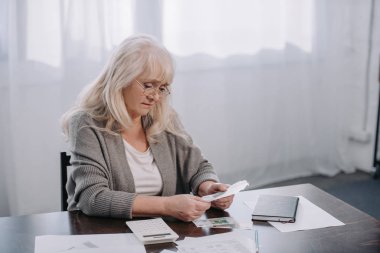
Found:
[251,195,299,223]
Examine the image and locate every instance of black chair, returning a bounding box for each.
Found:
[60,152,71,211]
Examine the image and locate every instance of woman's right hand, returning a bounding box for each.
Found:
[164,195,211,222]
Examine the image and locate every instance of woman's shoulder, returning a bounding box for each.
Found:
[70,111,92,126]
[69,111,105,130]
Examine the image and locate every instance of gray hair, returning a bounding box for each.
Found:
[61,34,188,143]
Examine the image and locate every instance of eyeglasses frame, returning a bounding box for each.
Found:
[135,79,171,97]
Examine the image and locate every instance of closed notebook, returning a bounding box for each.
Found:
[251,195,299,223]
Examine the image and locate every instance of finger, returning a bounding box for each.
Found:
[213,198,233,209]
[193,196,214,206]
[188,195,210,205]
[216,195,234,203]
[211,202,226,210]
[191,195,209,202]
[195,210,206,217]
[215,202,231,208]
[213,195,233,204]
[218,202,231,210]
[190,214,202,221]
[188,210,205,221]
[213,183,229,192]
[196,201,211,211]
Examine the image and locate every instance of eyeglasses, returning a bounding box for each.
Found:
[135,79,171,97]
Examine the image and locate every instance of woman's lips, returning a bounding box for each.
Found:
[142,103,153,107]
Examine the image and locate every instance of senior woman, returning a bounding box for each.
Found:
[61,34,233,221]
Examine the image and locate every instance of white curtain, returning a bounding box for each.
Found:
[0,0,377,216]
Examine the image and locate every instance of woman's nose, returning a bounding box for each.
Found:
[148,92,160,102]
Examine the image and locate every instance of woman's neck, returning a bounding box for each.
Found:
[122,116,149,152]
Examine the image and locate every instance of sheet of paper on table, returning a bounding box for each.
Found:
[176,230,256,253]
[245,195,345,232]
[35,233,145,253]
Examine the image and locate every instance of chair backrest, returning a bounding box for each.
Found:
[60,152,71,211]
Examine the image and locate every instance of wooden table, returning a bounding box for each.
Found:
[1,184,379,253]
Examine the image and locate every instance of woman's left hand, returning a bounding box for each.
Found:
[206,183,234,210]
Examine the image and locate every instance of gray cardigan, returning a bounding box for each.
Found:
[66,112,219,219]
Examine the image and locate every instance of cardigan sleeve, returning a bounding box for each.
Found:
[66,113,137,219]
[173,134,220,195]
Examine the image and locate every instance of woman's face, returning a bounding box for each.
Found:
[122,78,168,120]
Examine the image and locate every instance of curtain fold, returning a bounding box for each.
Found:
[0,0,375,216]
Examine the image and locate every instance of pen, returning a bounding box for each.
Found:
[255,230,259,253]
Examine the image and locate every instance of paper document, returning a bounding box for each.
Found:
[245,195,345,232]
[176,231,255,253]
[202,180,249,202]
[34,233,145,253]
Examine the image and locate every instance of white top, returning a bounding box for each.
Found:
[123,139,163,195]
